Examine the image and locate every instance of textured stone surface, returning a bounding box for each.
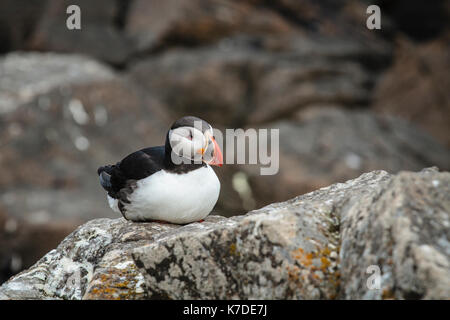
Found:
[243,107,450,210]
[339,167,450,299]
[0,0,44,52]
[0,52,171,224]
[0,52,114,114]
[126,0,296,52]
[0,0,449,300]
[372,35,450,147]
[1,168,448,299]
[28,0,133,65]
[129,35,388,127]
[0,208,75,284]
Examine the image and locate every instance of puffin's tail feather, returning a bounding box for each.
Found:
[99,171,112,190]
[98,165,114,192]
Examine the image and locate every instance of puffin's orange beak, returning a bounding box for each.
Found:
[209,137,223,167]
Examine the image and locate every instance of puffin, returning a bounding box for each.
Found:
[97,116,223,224]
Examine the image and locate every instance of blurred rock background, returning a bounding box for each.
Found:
[0,0,449,283]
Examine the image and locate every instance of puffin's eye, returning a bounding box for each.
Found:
[187,132,193,140]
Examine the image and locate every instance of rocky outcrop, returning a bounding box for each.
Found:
[0,52,114,114]
[340,167,450,299]
[129,34,388,127]
[126,0,297,52]
[0,208,74,284]
[6,52,449,227]
[372,35,450,147]
[28,0,134,65]
[0,52,171,224]
[1,168,448,299]
[1,0,449,289]
[242,107,450,210]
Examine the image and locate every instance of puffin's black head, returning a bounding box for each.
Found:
[170,116,212,133]
[165,116,223,167]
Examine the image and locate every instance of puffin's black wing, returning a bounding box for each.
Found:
[97,146,165,199]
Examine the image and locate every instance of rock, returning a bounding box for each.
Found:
[0,52,171,223]
[125,0,391,55]
[1,168,448,299]
[129,34,389,127]
[0,208,76,284]
[0,52,114,114]
[242,107,450,210]
[372,35,450,147]
[251,0,392,42]
[130,39,254,127]
[0,0,44,53]
[246,37,384,124]
[28,0,133,65]
[126,0,296,52]
[379,0,448,41]
[339,167,450,299]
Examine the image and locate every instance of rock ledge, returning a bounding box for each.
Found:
[0,168,448,299]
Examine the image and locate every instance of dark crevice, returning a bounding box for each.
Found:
[113,0,131,30]
[377,0,448,42]
[259,0,321,32]
[0,23,11,54]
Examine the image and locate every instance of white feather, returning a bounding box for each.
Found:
[112,165,220,224]
[107,195,120,214]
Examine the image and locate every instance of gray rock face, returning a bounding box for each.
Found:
[28,0,134,65]
[0,52,171,223]
[372,36,450,147]
[129,35,387,127]
[0,168,448,299]
[0,208,75,284]
[0,52,114,114]
[339,168,450,299]
[244,107,450,210]
[126,0,296,52]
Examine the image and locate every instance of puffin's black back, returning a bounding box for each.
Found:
[97,146,165,198]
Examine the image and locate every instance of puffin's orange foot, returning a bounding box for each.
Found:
[198,219,205,223]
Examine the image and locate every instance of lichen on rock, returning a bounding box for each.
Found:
[0,168,448,300]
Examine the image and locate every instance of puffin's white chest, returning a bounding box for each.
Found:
[109,165,220,224]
